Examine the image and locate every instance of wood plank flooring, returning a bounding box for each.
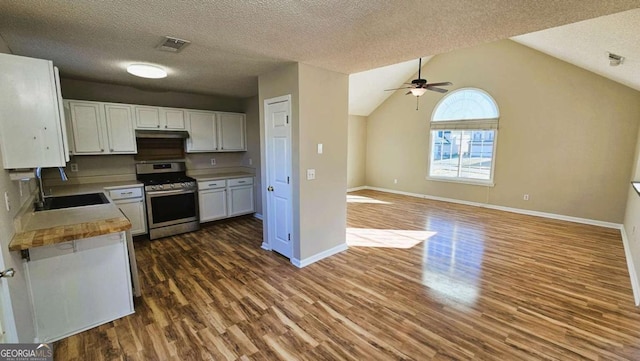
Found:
[54,189,640,360]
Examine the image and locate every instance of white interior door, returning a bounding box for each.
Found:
[265,96,293,258]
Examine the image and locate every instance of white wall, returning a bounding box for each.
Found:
[347,115,367,189]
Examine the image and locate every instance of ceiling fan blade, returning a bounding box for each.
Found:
[426,86,449,94]
[426,82,452,87]
[384,87,412,91]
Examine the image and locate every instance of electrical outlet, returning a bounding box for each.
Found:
[317,143,323,154]
[523,194,529,201]
[210,158,216,166]
[306,169,316,180]
[394,179,398,184]
[248,158,253,166]
[70,163,78,172]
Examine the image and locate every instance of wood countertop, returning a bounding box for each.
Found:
[9,203,131,251]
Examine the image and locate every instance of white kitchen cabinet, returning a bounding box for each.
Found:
[227,177,254,216]
[160,108,186,129]
[134,106,161,129]
[65,100,136,155]
[186,111,246,153]
[107,186,147,236]
[218,112,246,151]
[0,53,69,168]
[105,104,137,153]
[135,106,186,130]
[198,180,228,222]
[26,232,134,342]
[186,110,218,152]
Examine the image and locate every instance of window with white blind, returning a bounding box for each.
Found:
[428,88,499,185]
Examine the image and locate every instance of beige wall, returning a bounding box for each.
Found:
[348,115,367,189]
[0,49,36,341]
[623,123,640,303]
[243,96,263,215]
[258,63,301,257]
[258,63,348,261]
[366,39,640,223]
[60,78,244,112]
[298,63,348,259]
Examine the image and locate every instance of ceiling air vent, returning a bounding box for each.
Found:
[157,36,191,53]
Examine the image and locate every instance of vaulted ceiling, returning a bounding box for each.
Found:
[1,1,638,101]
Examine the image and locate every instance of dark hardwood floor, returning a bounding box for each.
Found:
[55,189,640,360]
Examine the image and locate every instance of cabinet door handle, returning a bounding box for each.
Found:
[237,181,245,184]
[110,148,114,152]
[156,125,160,128]
[165,125,168,128]
[101,149,104,152]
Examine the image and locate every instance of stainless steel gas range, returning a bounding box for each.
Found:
[136,162,199,240]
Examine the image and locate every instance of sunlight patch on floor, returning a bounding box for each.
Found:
[346,195,391,204]
[346,228,436,248]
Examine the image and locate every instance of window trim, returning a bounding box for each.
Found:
[427,88,499,186]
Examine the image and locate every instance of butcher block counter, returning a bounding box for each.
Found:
[9,203,131,251]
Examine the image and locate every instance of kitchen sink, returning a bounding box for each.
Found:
[36,192,110,211]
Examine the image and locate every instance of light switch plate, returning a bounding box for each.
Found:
[317,143,323,154]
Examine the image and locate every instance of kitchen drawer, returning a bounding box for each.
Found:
[108,187,143,200]
[228,177,253,187]
[198,180,226,190]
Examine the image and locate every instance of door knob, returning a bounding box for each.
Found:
[267,186,274,192]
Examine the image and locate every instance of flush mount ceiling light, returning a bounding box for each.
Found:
[608,52,624,67]
[126,64,167,79]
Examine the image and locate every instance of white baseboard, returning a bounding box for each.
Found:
[291,243,348,268]
[254,213,263,220]
[261,242,271,251]
[620,226,640,306]
[365,186,622,229]
[347,186,367,193]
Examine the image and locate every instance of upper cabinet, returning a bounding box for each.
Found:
[186,111,246,153]
[218,112,246,151]
[64,99,245,155]
[134,106,185,130]
[0,53,69,169]
[65,100,136,155]
[186,111,218,152]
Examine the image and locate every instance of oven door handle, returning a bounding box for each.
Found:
[147,188,195,196]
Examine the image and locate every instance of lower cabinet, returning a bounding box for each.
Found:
[106,186,147,236]
[25,232,134,342]
[198,177,254,223]
[199,187,228,222]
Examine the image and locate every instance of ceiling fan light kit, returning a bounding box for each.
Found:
[384,58,453,109]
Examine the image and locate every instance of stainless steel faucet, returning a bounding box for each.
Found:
[34,166,68,209]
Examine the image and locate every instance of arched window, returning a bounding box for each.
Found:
[428,88,499,184]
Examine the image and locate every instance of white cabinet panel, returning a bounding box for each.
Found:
[218,112,246,151]
[67,101,105,154]
[134,106,161,129]
[199,188,228,222]
[66,101,136,155]
[26,232,134,342]
[160,108,186,130]
[0,54,68,168]
[104,104,137,153]
[228,185,254,217]
[186,111,218,152]
[116,199,147,236]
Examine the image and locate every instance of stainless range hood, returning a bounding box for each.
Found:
[135,130,190,139]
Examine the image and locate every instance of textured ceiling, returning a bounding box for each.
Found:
[0,1,638,98]
[512,8,640,93]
